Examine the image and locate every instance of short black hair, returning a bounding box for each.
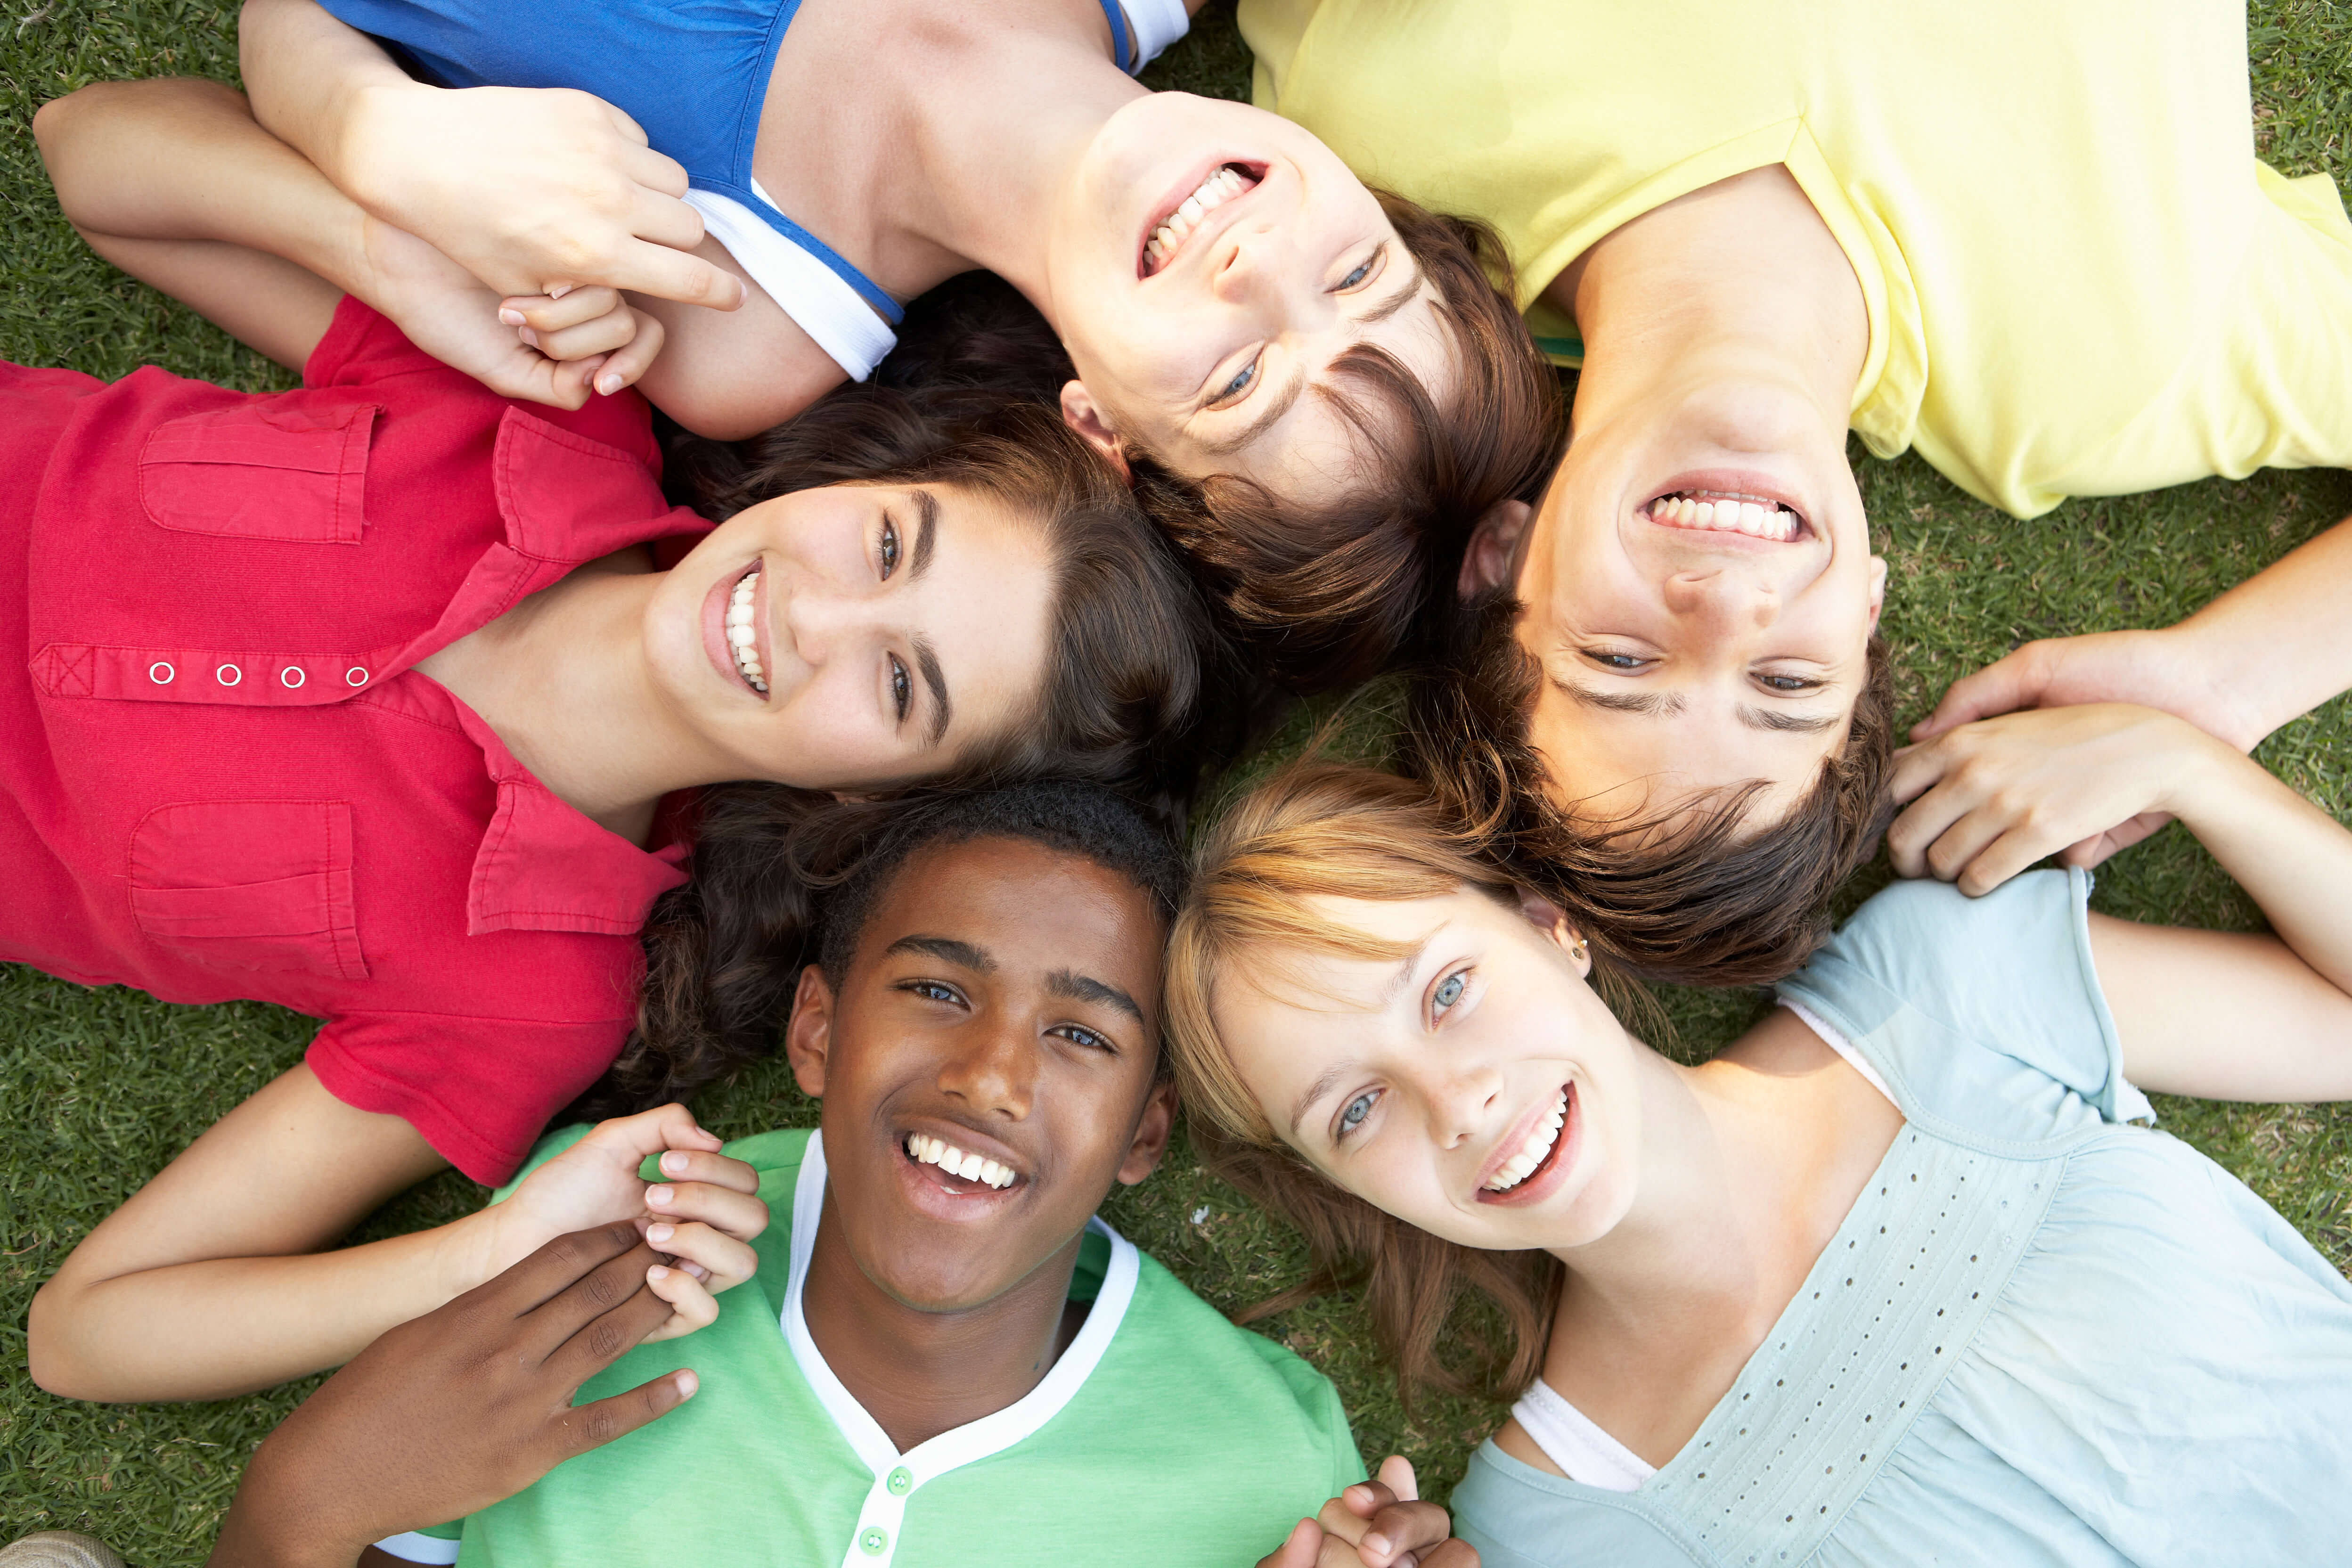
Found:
[814,780,1185,996]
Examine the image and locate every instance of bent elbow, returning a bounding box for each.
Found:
[25,1278,97,1400]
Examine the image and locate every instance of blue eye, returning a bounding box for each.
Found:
[903,980,959,1004]
[1339,259,1373,289]
[1214,355,1259,405]
[1338,1091,1378,1136]
[1434,972,1466,1013]
[1056,1024,1112,1052]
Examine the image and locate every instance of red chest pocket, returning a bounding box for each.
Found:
[130,801,369,981]
[139,399,379,544]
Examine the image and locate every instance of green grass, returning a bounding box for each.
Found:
[6,3,2352,1560]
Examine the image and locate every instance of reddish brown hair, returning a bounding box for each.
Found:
[1132,195,1565,692]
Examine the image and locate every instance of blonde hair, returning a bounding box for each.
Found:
[1166,762,1562,1407]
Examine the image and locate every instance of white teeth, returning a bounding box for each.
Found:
[1650,491,1798,542]
[1142,164,1253,275]
[727,567,768,694]
[1483,1089,1570,1192]
[904,1133,1017,1190]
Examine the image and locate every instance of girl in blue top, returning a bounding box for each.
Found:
[1159,701,2352,1563]
[199,0,1562,688]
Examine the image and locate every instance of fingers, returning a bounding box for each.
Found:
[1255,1519,1324,1568]
[1375,1456,1421,1502]
[651,1149,762,1198]
[604,235,743,310]
[589,308,663,396]
[617,139,690,200]
[553,1365,697,1459]
[1417,1542,1481,1568]
[1912,648,2040,741]
[479,1221,646,1318]
[642,1218,758,1293]
[643,1177,768,1243]
[527,1231,671,1366]
[636,1260,724,1344]
[578,1104,725,1168]
[1355,1503,1455,1568]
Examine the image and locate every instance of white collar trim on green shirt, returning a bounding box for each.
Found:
[781,1127,1141,1486]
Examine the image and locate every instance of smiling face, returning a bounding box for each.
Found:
[643,482,1054,792]
[1464,376,1886,827]
[1211,884,1650,1256]
[1043,92,1455,505]
[784,835,1175,1312]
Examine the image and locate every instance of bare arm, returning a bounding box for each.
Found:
[237,0,738,310]
[1888,704,2352,1102]
[1914,514,2352,753]
[33,77,652,405]
[29,1064,765,1402]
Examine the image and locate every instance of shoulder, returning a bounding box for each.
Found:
[1778,870,2128,1135]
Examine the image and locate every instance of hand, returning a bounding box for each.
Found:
[1911,628,2261,753]
[1256,1458,1479,1568]
[355,216,635,408]
[1887,704,2226,896]
[340,79,743,311]
[490,1104,767,1342]
[210,1225,696,1567]
[499,285,668,398]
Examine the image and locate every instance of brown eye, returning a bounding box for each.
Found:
[879,516,901,578]
[890,655,912,722]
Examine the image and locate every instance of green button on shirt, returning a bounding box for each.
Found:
[378,1127,1366,1568]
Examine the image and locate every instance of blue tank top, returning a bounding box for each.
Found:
[318,0,1186,372]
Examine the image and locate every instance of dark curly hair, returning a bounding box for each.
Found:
[1406,591,1898,987]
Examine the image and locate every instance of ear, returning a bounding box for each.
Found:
[783,964,836,1099]
[1516,887,1592,978]
[1458,498,1534,599]
[1114,1077,1179,1186]
[1058,380,1132,483]
[1865,554,1888,637]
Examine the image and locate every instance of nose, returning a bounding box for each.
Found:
[776,575,884,665]
[1661,569,1780,633]
[1210,226,1274,306]
[1424,1060,1505,1152]
[936,1014,1037,1121]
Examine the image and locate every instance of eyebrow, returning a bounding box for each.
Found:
[908,489,938,580]
[1558,678,1838,734]
[1357,259,1424,327]
[915,638,950,749]
[885,934,992,972]
[1047,969,1145,1026]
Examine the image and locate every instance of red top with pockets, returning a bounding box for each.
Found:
[0,300,710,1182]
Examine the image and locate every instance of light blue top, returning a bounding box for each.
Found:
[1453,869,2352,1567]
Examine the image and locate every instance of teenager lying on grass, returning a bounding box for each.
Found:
[197,782,1473,1568]
[14,81,1211,1404]
[211,0,1564,689]
[1161,709,2352,1563]
[1244,0,2352,976]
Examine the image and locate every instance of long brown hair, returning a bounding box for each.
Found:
[1164,762,1564,1408]
[579,377,1224,1119]
[1409,592,1899,986]
[1131,195,1565,692]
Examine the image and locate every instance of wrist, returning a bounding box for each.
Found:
[2158,721,2259,825]
[209,1440,372,1568]
[2163,612,2287,753]
[329,77,432,214]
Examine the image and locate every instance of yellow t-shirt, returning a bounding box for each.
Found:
[1242,0,2352,517]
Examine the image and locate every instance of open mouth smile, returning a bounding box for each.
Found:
[725,564,769,696]
[1644,488,1809,544]
[1140,162,1263,278]
[1479,1085,1571,1198]
[904,1130,1021,1192]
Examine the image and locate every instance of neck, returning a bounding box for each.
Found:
[1559,164,1867,450]
[419,568,729,842]
[882,2,1143,313]
[801,1192,1088,1453]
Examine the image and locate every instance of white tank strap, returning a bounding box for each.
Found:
[1510,1377,1656,1494]
[684,185,898,382]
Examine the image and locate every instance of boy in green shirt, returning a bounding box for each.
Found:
[195,782,1471,1568]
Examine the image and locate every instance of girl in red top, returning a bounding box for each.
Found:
[14,80,1212,1402]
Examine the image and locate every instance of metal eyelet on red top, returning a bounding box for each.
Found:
[280,666,307,689]
[344,666,369,688]
[215,663,243,687]
[147,661,174,685]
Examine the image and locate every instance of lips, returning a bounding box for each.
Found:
[896,1119,1029,1216]
[700,560,772,699]
[1641,469,1813,545]
[1475,1084,1577,1206]
[1137,159,1264,278]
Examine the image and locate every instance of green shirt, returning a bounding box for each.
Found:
[376,1127,1366,1567]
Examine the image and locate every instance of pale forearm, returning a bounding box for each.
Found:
[29,1214,499,1402]
[238,0,420,206]
[35,79,371,294]
[2171,514,2352,749]
[2170,737,2352,995]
